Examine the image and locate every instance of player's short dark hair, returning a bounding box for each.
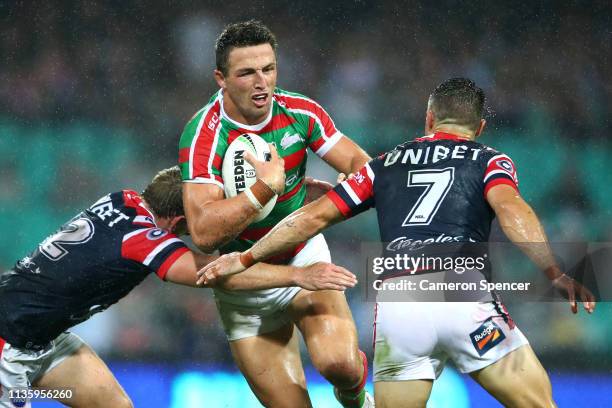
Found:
[142,166,184,218]
[215,20,277,75]
[428,78,485,130]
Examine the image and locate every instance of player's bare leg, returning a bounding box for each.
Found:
[229,323,311,408]
[469,344,556,408]
[33,344,132,408]
[289,289,370,407]
[374,380,433,408]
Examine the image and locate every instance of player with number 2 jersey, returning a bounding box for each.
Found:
[0,167,355,408]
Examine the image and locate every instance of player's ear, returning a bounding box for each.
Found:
[425,110,435,134]
[214,69,226,89]
[475,119,486,137]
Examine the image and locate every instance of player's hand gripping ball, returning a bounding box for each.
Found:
[222,133,279,221]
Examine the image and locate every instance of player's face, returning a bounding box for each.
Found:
[215,43,277,125]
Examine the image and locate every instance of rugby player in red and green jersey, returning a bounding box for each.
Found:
[179,20,373,408]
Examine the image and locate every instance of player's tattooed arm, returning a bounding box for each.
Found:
[487,184,595,313]
[249,195,343,265]
[196,195,344,283]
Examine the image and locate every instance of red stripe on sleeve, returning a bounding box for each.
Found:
[192,101,222,178]
[346,179,372,202]
[156,247,190,280]
[346,167,374,202]
[484,178,519,198]
[122,229,177,264]
[309,137,325,152]
[326,190,352,217]
[121,230,150,263]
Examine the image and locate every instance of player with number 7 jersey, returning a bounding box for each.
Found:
[199,78,595,407]
[329,131,519,263]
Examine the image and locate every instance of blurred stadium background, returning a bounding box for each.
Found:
[1,1,611,406]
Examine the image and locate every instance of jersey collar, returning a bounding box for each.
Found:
[219,90,274,131]
[417,132,471,142]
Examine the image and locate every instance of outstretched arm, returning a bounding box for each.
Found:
[213,262,357,291]
[487,184,595,313]
[164,249,355,291]
[250,196,343,261]
[196,195,344,285]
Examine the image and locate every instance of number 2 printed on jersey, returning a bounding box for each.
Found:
[39,218,95,261]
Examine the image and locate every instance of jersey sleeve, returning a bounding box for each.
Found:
[121,228,190,280]
[306,102,343,157]
[276,92,343,158]
[178,99,224,190]
[326,161,376,218]
[483,153,519,196]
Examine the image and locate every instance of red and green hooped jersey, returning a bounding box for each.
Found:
[179,87,343,253]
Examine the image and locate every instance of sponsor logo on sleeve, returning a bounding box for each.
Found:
[470,317,506,356]
[497,159,514,173]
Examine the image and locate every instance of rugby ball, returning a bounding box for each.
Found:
[222,133,278,222]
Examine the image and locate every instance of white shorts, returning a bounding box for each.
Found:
[373,299,528,382]
[0,332,84,408]
[215,234,331,341]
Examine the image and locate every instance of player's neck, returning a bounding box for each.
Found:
[432,125,476,141]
